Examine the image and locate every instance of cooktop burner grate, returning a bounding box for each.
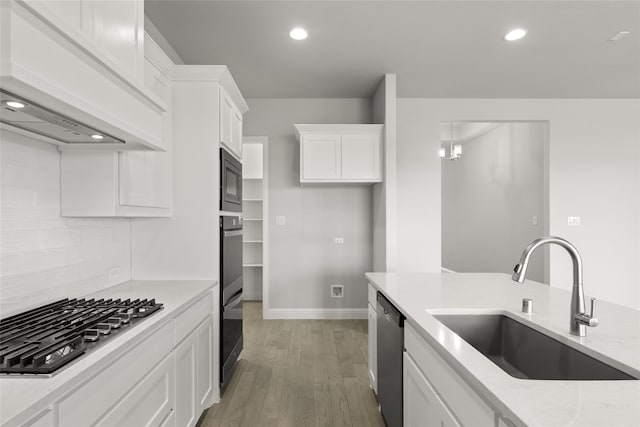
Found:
[0,298,163,375]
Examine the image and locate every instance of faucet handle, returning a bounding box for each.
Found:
[590,297,597,318]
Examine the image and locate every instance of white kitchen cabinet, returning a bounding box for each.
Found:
[91,0,144,80]
[176,326,197,427]
[301,134,341,180]
[404,323,496,427]
[368,303,378,393]
[367,283,378,393]
[23,0,144,83]
[57,321,174,426]
[60,32,172,217]
[61,151,171,217]
[95,353,175,427]
[5,0,164,150]
[220,87,243,159]
[404,353,460,427]
[295,124,383,183]
[341,134,381,180]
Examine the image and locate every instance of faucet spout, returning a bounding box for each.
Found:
[512,236,596,337]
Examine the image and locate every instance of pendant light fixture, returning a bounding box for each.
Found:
[440,122,462,160]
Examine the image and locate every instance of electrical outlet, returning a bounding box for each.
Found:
[568,216,581,226]
[532,216,538,226]
[330,284,344,298]
[334,237,344,244]
[108,266,120,281]
[276,216,286,226]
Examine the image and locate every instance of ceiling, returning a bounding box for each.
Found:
[145,1,640,99]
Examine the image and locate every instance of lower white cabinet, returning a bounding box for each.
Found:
[176,316,214,427]
[96,353,175,427]
[404,324,496,427]
[404,353,460,427]
[52,291,217,427]
[368,303,377,393]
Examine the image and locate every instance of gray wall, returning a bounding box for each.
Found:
[441,123,545,282]
[243,99,373,310]
[395,98,640,309]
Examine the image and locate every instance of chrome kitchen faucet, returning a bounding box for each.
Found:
[512,236,598,337]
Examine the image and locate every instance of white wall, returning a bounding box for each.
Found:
[243,98,373,314]
[0,131,131,316]
[132,80,220,281]
[441,123,546,282]
[372,74,398,272]
[396,98,640,309]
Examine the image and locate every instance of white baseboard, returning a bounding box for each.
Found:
[264,308,367,320]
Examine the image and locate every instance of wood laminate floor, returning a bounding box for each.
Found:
[201,302,385,427]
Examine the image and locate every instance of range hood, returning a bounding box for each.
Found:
[0,90,124,145]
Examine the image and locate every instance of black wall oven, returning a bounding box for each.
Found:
[220,148,242,212]
[220,216,243,389]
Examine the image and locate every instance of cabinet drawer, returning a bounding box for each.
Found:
[58,321,173,426]
[175,294,213,346]
[405,324,495,427]
[95,353,175,427]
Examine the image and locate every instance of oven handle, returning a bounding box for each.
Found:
[224,292,243,311]
[223,230,243,238]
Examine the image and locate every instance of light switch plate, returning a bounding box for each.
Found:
[276,216,286,226]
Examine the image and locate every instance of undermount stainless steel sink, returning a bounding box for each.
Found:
[434,314,638,381]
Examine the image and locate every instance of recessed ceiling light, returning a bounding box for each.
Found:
[504,29,527,41]
[90,134,104,140]
[3,100,26,109]
[289,27,308,41]
[608,31,630,41]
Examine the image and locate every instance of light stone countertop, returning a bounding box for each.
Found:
[365,272,640,427]
[0,279,216,427]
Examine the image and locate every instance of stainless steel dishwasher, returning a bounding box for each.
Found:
[377,292,405,427]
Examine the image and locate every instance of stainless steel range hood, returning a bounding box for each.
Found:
[0,90,124,145]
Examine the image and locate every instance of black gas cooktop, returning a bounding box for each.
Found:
[0,298,163,376]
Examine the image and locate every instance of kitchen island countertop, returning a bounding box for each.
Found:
[0,279,216,427]
[366,272,640,427]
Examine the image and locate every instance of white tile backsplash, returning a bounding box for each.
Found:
[0,131,131,316]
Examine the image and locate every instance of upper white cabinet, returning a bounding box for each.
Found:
[220,87,243,159]
[60,32,173,217]
[295,124,383,183]
[1,0,165,150]
[90,0,144,80]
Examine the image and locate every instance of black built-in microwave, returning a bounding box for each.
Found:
[220,148,242,212]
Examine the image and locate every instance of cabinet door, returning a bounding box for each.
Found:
[301,134,341,181]
[175,332,197,427]
[95,353,175,427]
[220,90,233,147]
[91,0,143,79]
[341,134,381,181]
[231,109,243,159]
[120,151,171,209]
[403,353,460,427]
[195,318,214,412]
[368,303,377,393]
